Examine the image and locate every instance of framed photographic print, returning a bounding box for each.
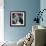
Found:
[10,11,26,27]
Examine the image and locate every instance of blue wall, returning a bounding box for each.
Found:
[4,0,40,42]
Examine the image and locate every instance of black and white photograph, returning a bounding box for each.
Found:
[10,11,26,27]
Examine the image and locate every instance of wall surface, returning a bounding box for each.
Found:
[4,0,40,42]
[40,0,46,27]
[0,0,4,42]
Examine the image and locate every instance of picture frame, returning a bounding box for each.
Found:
[10,11,26,27]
